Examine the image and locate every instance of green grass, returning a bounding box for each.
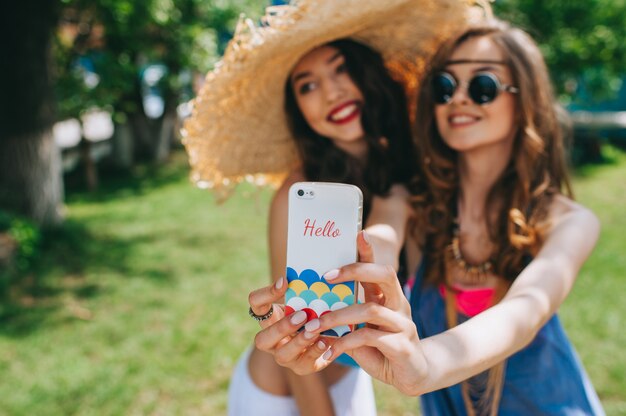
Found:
[0,148,624,415]
[559,145,626,415]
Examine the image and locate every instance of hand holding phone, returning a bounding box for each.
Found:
[284,182,363,336]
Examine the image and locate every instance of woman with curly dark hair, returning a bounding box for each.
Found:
[231,38,418,416]
[191,0,468,412]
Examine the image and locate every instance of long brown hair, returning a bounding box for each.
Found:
[285,39,418,219]
[413,19,573,284]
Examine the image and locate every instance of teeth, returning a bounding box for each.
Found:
[450,115,475,124]
[331,104,357,121]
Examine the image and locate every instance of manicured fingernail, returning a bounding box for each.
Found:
[322,348,333,360]
[275,277,284,290]
[290,310,307,325]
[304,330,317,339]
[362,230,370,244]
[317,340,326,350]
[304,319,320,332]
[324,269,339,281]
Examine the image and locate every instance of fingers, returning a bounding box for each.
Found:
[248,276,288,327]
[254,309,308,353]
[323,327,413,378]
[304,301,412,336]
[300,327,395,381]
[274,332,334,375]
[324,262,408,313]
[316,326,420,375]
[338,326,417,358]
[311,325,426,396]
[253,310,334,376]
[324,327,394,362]
[273,329,319,366]
[357,230,375,264]
[291,337,336,375]
[325,262,395,287]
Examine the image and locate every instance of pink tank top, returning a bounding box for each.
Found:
[438,284,496,317]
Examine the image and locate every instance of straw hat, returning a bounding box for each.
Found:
[182,0,489,197]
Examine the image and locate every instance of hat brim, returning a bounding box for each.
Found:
[182,0,481,194]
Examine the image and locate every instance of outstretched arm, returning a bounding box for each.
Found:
[411,199,599,389]
[255,198,600,396]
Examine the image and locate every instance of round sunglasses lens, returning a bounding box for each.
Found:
[469,74,498,104]
[433,74,455,104]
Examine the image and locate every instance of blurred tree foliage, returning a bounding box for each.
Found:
[53,0,266,160]
[0,209,41,282]
[493,0,626,105]
[54,0,266,117]
[53,0,625,121]
[1,0,266,226]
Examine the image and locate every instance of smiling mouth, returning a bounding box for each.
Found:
[449,114,479,126]
[327,101,361,125]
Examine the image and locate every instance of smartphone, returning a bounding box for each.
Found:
[285,182,363,336]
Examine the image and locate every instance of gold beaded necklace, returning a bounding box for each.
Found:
[449,219,494,285]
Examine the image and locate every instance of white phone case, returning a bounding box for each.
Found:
[285,182,363,336]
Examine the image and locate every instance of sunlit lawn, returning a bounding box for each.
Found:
[0,147,624,415]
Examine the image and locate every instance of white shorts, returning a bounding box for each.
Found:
[227,347,377,416]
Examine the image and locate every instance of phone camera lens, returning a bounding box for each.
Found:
[297,189,304,196]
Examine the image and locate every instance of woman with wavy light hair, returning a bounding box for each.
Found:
[251,19,605,415]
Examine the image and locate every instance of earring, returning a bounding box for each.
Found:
[378,137,389,149]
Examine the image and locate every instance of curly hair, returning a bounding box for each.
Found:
[412,19,573,284]
[284,39,418,219]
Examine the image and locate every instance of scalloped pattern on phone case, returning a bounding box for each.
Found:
[285,267,355,337]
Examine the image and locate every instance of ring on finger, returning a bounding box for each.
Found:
[249,305,274,322]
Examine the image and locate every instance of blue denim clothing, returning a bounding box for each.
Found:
[409,262,605,415]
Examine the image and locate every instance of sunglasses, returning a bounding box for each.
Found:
[432,71,519,105]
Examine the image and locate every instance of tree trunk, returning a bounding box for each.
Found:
[129,112,154,161]
[111,122,134,169]
[154,109,177,163]
[0,133,64,225]
[0,1,62,226]
[130,110,176,163]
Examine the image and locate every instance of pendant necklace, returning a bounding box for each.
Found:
[449,219,494,285]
